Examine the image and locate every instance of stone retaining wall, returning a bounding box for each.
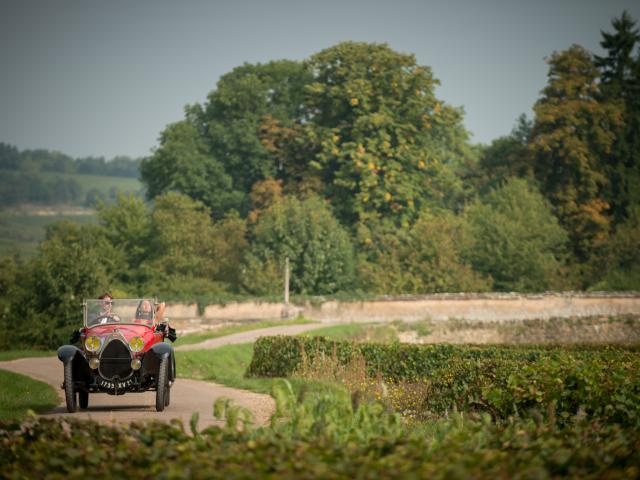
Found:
[164,292,640,324]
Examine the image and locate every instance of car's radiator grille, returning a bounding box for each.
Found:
[99,339,132,380]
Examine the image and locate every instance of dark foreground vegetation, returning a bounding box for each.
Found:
[1,413,637,479]
[1,11,640,350]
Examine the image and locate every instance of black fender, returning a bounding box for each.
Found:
[57,345,81,364]
[141,343,175,382]
[151,342,173,358]
[57,345,91,384]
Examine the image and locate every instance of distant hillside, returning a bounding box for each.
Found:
[0,142,144,207]
[0,142,141,178]
[0,143,145,256]
[0,207,97,257]
[0,170,143,207]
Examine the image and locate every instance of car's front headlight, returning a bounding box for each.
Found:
[85,336,102,353]
[129,336,144,353]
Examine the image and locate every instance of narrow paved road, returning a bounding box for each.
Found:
[175,322,330,351]
[0,322,330,428]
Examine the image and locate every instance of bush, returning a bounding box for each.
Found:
[247,336,640,425]
[357,213,491,294]
[464,178,570,291]
[1,414,639,478]
[242,195,355,295]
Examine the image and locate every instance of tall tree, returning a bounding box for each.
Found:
[529,45,622,260]
[203,60,312,194]
[298,42,470,227]
[141,61,312,218]
[96,194,152,287]
[464,178,569,292]
[357,212,491,294]
[141,192,247,297]
[595,11,640,223]
[243,195,355,295]
[466,114,534,195]
[23,222,119,346]
[140,119,242,217]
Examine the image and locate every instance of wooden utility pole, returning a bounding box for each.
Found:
[283,256,290,318]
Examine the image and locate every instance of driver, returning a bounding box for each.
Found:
[96,292,121,324]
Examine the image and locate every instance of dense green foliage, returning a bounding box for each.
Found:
[465,178,569,291]
[243,195,355,295]
[248,336,640,425]
[595,11,640,225]
[530,45,621,262]
[357,211,491,294]
[1,398,638,478]
[140,60,312,218]
[301,42,468,226]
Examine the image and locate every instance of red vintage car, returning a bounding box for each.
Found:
[57,298,177,412]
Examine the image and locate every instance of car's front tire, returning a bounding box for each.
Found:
[64,362,77,413]
[155,356,169,412]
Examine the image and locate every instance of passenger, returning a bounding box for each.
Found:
[135,299,154,324]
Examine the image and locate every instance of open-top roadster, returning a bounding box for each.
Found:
[57,298,177,412]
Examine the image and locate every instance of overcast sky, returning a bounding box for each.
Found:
[1,0,640,159]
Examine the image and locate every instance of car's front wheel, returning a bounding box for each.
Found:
[64,362,77,413]
[155,356,169,412]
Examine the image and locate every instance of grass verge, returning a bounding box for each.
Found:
[175,343,343,398]
[176,323,395,396]
[0,369,59,422]
[308,323,398,342]
[0,350,56,362]
[178,317,316,346]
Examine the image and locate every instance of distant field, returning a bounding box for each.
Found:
[31,171,143,198]
[0,209,97,257]
[0,171,143,257]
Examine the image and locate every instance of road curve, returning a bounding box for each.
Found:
[175,322,331,351]
[0,323,331,428]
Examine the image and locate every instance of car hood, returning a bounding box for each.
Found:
[85,324,154,344]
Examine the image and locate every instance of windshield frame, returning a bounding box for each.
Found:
[83,298,158,328]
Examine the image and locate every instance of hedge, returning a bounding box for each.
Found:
[247,336,640,425]
[1,416,639,479]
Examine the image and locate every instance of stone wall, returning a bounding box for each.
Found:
[164,292,640,324]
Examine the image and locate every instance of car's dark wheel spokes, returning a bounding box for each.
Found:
[79,390,89,409]
[64,362,77,413]
[155,356,168,412]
